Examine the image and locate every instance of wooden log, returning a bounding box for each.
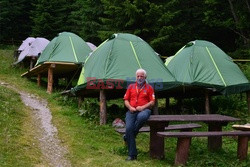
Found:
[100,89,107,125]
[47,64,55,94]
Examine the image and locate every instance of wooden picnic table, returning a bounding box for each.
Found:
[147,114,241,159]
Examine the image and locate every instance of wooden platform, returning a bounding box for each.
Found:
[21,62,81,78]
[21,62,82,93]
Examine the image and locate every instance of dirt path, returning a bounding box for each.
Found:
[0,81,71,167]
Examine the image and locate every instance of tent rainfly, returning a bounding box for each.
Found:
[71,33,180,124]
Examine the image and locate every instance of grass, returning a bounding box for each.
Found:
[0,48,249,166]
[0,86,43,166]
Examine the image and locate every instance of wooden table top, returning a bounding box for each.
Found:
[148,114,241,122]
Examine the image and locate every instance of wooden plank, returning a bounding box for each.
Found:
[148,114,240,122]
[115,123,202,134]
[157,131,250,137]
[21,62,79,78]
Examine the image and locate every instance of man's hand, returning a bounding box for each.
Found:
[130,107,137,112]
[135,106,144,111]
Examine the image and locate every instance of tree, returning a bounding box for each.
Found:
[69,0,103,45]
[31,0,74,40]
[99,0,164,42]
[0,0,33,44]
[203,0,250,47]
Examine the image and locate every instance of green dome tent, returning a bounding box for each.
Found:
[36,32,92,66]
[71,33,179,97]
[165,40,250,95]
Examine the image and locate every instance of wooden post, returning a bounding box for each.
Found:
[205,90,210,114]
[153,94,159,115]
[47,64,55,94]
[78,96,84,108]
[177,98,182,114]
[100,89,107,125]
[165,97,170,114]
[37,74,41,87]
[247,91,250,114]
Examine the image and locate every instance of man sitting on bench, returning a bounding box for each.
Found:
[123,68,155,161]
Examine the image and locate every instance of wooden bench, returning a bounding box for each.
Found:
[115,123,202,134]
[157,131,250,166]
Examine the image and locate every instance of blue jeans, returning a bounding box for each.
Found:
[125,109,151,157]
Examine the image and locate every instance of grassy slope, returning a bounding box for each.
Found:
[0,49,249,167]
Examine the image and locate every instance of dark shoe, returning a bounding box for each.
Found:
[123,135,127,145]
[125,156,137,161]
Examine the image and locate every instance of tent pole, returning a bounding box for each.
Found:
[47,64,55,94]
[205,90,210,114]
[100,89,107,125]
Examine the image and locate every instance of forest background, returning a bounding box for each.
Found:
[0,0,249,59]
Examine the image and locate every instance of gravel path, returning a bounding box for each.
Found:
[0,82,71,167]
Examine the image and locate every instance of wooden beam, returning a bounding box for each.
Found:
[100,89,107,125]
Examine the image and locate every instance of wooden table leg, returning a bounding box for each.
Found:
[237,136,248,160]
[175,137,191,166]
[149,122,168,159]
[208,123,223,151]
